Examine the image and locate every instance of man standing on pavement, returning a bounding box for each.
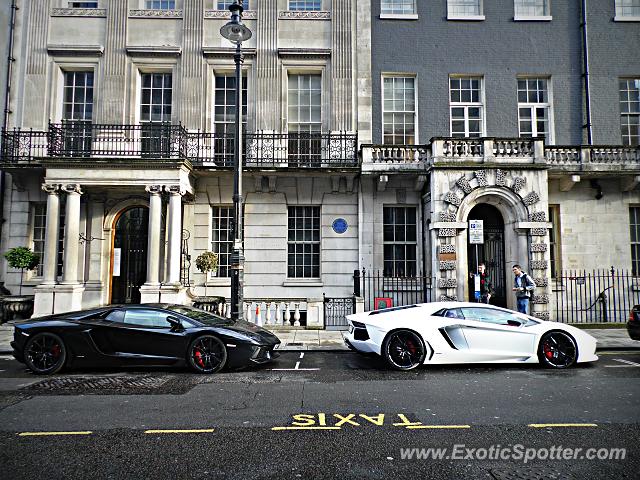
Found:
[512,264,536,314]
[470,262,494,304]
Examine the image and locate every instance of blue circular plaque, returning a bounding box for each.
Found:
[332,218,348,234]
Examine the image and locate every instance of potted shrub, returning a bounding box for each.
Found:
[195,251,218,298]
[2,246,40,321]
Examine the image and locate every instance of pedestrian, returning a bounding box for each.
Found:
[512,264,536,314]
[470,262,494,304]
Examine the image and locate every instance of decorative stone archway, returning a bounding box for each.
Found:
[431,169,551,320]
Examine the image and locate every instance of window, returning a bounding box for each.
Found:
[383,76,416,145]
[616,0,640,18]
[620,79,640,146]
[63,71,94,122]
[145,1,176,9]
[631,207,640,275]
[381,0,416,15]
[289,0,321,11]
[214,74,247,165]
[288,206,320,278]
[449,76,484,137]
[460,307,518,326]
[32,203,46,277]
[140,73,172,156]
[69,2,98,7]
[514,0,549,18]
[383,206,417,277]
[211,206,233,278]
[217,0,248,9]
[518,77,551,140]
[123,309,172,328]
[448,0,482,18]
[288,74,322,164]
[549,205,561,279]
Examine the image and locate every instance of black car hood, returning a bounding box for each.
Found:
[223,321,280,343]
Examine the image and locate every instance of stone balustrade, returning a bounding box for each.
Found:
[243,299,307,327]
[545,145,640,172]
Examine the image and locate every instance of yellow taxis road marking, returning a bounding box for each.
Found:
[18,431,92,436]
[144,429,215,434]
[272,427,341,431]
[528,423,598,428]
[406,425,471,429]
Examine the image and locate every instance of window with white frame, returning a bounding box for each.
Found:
[448,0,482,18]
[514,0,549,18]
[383,206,417,277]
[145,1,175,9]
[32,203,46,277]
[288,206,320,278]
[517,77,551,140]
[383,76,416,145]
[140,73,172,155]
[69,2,98,7]
[381,0,416,15]
[289,0,321,11]
[449,76,484,137]
[548,205,561,279]
[62,71,94,155]
[211,206,233,278]
[631,206,640,275]
[214,73,247,164]
[616,0,640,18]
[620,78,640,146]
[217,0,248,9]
[288,74,322,164]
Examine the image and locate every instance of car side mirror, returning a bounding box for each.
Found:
[167,316,184,331]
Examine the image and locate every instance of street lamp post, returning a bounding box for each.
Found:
[220,1,252,322]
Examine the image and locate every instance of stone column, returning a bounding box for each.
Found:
[145,185,163,286]
[41,184,60,285]
[165,185,183,285]
[61,184,82,285]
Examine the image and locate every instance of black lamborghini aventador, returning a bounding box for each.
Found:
[11,304,280,375]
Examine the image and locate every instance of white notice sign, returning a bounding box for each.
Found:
[469,219,484,244]
[113,248,121,277]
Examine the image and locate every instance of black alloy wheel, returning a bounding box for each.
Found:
[188,335,228,373]
[24,332,67,375]
[538,331,578,369]
[383,329,426,371]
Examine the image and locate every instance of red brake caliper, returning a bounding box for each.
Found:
[194,349,205,367]
[543,343,554,359]
[406,339,417,355]
[51,344,61,359]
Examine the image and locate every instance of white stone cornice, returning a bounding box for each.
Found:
[47,44,104,57]
[51,8,107,17]
[277,48,331,59]
[126,45,182,57]
[204,10,257,19]
[278,10,331,20]
[128,9,183,18]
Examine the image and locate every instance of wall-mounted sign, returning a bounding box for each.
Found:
[332,218,348,234]
[469,219,484,244]
[113,248,121,277]
[374,297,392,310]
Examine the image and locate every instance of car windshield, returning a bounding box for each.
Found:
[166,305,234,326]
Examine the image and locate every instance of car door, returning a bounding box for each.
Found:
[101,307,189,363]
[456,307,537,361]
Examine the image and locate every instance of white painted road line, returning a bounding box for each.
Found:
[271,368,320,371]
[294,361,300,369]
[299,352,305,359]
[613,358,640,366]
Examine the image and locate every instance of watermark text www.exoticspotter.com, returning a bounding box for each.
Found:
[399,445,626,463]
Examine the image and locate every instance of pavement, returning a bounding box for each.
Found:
[0,321,638,354]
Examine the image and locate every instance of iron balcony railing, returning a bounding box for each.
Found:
[1,123,359,168]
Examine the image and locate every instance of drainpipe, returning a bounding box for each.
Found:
[1,0,18,245]
[581,0,593,145]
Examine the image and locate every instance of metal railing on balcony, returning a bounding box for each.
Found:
[1,124,359,168]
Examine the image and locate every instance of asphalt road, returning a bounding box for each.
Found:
[0,351,639,479]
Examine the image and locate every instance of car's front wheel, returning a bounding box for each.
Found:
[187,335,227,373]
[383,329,426,371]
[538,331,578,369]
[24,332,67,375]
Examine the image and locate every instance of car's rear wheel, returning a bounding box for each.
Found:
[188,335,227,373]
[24,332,67,375]
[383,329,426,371]
[538,331,578,369]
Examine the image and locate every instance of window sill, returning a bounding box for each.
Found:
[283,280,324,287]
[514,15,552,21]
[447,14,485,21]
[206,278,231,287]
[379,14,419,20]
[614,16,640,22]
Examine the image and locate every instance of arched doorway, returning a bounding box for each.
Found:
[111,207,149,304]
[467,204,506,307]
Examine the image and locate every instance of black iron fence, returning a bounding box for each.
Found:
[354,269,434,312]
[1,124,359,168]
[552,268,639,323]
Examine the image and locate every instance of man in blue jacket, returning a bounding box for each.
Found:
[512,264,536,314]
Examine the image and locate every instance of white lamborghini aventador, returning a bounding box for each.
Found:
[344,302,598,370]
